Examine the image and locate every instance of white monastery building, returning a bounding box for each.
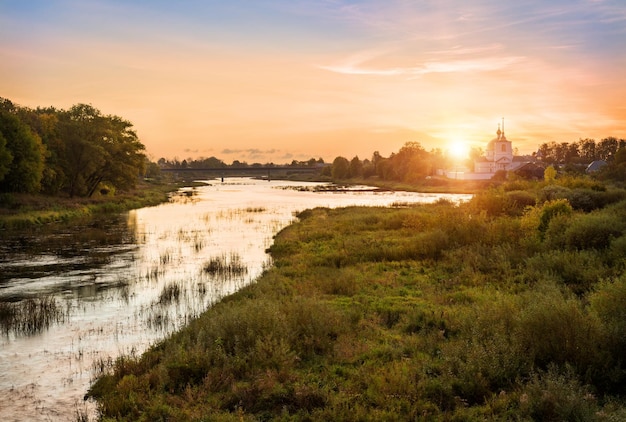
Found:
[446,121,524,180]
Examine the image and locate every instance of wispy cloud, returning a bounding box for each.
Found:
[319,52,524,76]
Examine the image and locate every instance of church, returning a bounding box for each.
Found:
[474,123,514,174]
[445,121,522,180]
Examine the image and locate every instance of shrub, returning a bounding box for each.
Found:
[588,276,626,394]
[525,249,608,294]
[505,190,537,215]
[469,189,511,216]
[538,184,570,202]
[538,199,573,236]
[516,285,602,372]
[564,213,624,251]
[517,367,599,422]
[543,213,572,250]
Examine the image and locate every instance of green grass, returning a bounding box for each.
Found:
[87,181,626,421]
[0,179,199,229]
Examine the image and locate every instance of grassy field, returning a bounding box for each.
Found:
[0,179,204,229]
[88,178,626,421]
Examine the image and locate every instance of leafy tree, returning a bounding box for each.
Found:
[544,165,557,183]
[578,138,597,162]
[22,109,65,194]
[0,131,13,182]
[597,147,626,182]
[389,142,429,182]
[87,115,145,196]
[349,156,363,178]
[331,156,350,180]
[0,110,46,193]
[58,104,107,197]
[58,104,145,197]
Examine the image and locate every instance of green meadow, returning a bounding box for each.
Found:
[89,178,626,421]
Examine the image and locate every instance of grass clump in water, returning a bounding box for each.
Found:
[0,296,68,336]
[203,253,248,278]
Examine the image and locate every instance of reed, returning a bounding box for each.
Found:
[202,252,248,278]
[0,296,68,335]
[157,282,182,305]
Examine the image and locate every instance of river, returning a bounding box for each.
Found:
[0,178,471,421]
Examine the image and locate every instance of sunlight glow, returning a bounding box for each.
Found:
[448,140,469,160]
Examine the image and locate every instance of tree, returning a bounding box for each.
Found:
[331,156,350,180]
[0,131,13,182]
[349,156,363,178]
[87,115,145,196]
[389,142,429,182]
[58,104,146,197]
[578,138,597,162]
[0,110,46,193]
[544,165,557,183]
[58,104,107,197]
[597,147,626,182]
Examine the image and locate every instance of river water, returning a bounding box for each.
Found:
[0,178,471,421]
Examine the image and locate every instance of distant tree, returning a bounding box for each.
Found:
[144,160,161,179]
[597,147,626,182]
[597,137,619,161]
[349,156,363,178]
[389,142,429,182]
[331,156,350,180]
[578,138,597,162]
[0,110,46,193]
[544,165,557,183]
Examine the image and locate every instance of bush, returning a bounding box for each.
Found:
[505,190,537,215]
[525,249,608,294]
[469,189,511,216]
[538,199,573,236]
[588,276,626,394]
[517,367,599,422]
[564,213,624,251]
[517,285,602,372]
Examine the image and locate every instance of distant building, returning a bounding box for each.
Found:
[445,122,524,180]
[474,124,514,174]
[586,160,607,173]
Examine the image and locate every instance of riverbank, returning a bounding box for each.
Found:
[89,183,626,421]
[0,179,206,230]
[344,175,492,194]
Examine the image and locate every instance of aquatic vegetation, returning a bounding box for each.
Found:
[157,282,182,305]
[202,253,248,278]
[0,296,68,336]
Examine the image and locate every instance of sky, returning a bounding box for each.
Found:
[1,0,625,163]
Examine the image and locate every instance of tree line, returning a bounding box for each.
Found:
[3,94,624,197]
[537,137,626,165]
[329,142,448,182]
[328,137,626,183]
[0,97,146,197]
[156,156,325,170]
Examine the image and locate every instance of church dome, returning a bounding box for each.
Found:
[486,125,503,150]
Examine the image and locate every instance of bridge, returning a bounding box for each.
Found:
[160,166,321,181]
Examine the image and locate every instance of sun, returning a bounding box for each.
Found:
[448,140,469,160]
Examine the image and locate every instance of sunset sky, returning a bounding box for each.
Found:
[1,0,625,163]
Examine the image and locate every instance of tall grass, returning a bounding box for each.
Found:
[88,181,626,420]
[0,296,68,336]
[203,253,248,278]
